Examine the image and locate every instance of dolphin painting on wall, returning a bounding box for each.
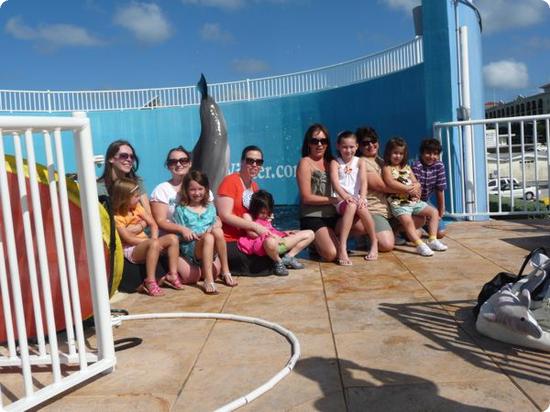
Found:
[191,74,230,193]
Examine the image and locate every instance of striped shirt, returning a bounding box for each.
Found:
[411,159,447,201]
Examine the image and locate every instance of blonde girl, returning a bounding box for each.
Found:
[173,171,236,295]
[112,177,183,297]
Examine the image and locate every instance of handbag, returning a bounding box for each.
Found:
[473,247,549,318]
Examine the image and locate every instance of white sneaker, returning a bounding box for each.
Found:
[427,239,448,251]
[416,243,434,257]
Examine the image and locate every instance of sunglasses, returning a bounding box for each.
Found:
[115,152,134,161]
[167,157,190,167]
[360,140,377,147]
[245,157,264,166]
[309,138,328,146]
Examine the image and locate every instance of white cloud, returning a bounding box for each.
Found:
[380,0,419,13]
[475,0,547,33]
[232,58,269,74]
[114,2,172,44]
[182,0,244,10]
[381,0,547,33]
[483,60,529,89]
[5,17,103,49]
[200,23,234,44]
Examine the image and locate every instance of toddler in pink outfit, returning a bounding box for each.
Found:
[237,190,314,276]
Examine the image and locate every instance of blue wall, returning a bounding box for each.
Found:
[1,2,487,211]
[88,64,426,205]
[422,0,486,215]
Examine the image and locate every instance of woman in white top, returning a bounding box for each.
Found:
[150,146,220,284]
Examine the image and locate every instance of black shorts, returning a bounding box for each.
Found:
[226,241,273,276]
[299,216,338,233]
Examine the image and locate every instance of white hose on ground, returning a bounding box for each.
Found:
[114,312,301,412]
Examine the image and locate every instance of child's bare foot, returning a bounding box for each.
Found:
[337,248,352,266]
[364,244,378,261]
[219,272,238,287]
[203,281,219,295]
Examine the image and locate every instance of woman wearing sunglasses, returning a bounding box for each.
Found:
[296,123,340,261]
[355,126,423,251]
[216,145,273,275]
[150,146,220,284]
[97,140,150,213]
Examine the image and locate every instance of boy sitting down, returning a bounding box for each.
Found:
[411,138,447,239]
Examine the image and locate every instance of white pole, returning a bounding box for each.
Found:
[71,112,116,363]
[459,26,475,217]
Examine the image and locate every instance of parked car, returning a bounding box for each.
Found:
[487,178,539,201]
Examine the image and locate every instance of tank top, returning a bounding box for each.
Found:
[300,167,336,218]
[336,156,361,196]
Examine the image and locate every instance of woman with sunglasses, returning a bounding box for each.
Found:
[149,146,222,285]
[216,145,273,275]
[296,124,339,261]
[355,126,423,251]
[97,140,150,213]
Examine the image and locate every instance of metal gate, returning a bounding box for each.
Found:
[434,113,550,217]
[0,113,115,411]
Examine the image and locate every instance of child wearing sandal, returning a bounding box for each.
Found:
[112,177,184,297]
[330,130,378,265]
[238,190,314,276]
[381,137,448,257]
[173,170,236,294]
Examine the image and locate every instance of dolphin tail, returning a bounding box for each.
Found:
[197,74,208,99]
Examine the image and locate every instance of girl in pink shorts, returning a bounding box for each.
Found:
[237,190,314,276]
[330,131,378,265]
[112,177,184,296]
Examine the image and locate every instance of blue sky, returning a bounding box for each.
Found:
[0,0,549,104]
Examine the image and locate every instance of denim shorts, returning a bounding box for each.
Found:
[391,200,429,217]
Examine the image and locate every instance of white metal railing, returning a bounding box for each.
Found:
[0,113,115,411]
[0,38,423,113]
[434,113,550,217]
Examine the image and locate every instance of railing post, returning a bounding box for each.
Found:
[246,78,251,101]
[47,90,52,113]
[71,112,115,364]
[459,26,475,218]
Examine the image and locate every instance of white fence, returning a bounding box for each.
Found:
[434,113,550,217]
[0,114,115,411]
[0,38,423,113]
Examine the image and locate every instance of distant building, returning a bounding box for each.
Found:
[485,83,550,119]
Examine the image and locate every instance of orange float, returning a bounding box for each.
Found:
[0,156,123,342]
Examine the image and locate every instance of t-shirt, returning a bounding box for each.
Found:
[173,203,217,234]
[411,159,447,201]
[150,181,180,222]
[364,157,390,218]
[114,203,148,246]
[217,173,259,242]
[387,165,416,207]
[150,181,215,225]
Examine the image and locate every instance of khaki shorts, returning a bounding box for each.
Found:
[372,213,392,233]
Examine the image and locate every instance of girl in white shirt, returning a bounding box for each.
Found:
[330,131,378,265]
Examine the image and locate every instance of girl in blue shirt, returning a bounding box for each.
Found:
[173,170,236,294]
